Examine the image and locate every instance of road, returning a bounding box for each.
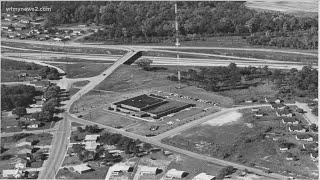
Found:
[2,50,316,70]
[37,50,140,179]
[294,102,318,125]
[2,38,317,56]
[1,38,302,179]
[66,110,288,180]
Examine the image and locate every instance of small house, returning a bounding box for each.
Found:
[16,141,31,147]
[282,118,299,125]
[288,125,306,133]
[84,134,100,142]
[53,37,62,41]
[111,164,133,173]
[285,152,295,161]
[251,108,260,112]
[276,109,293,117]
[310,151,318,161]
[166,169,188,179]
[140,166,159,175]
[193,173,216,180]
[296,134,313,142]
[2,169,22,178]
[73,164,92,174]
[302,143,318,151]
[27,123,39,129]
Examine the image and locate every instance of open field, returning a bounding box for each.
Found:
[163,107,318,179]
[72,80,90,87]
[218,83,278,105]
[1,41,126,55]
[94,65,233,107]
[1,58,43,82]
[45,62,111,78]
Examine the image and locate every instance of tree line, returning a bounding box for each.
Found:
[168,63,318,99]
[2,1,317,49]
[2,59,61,80]
[1,85,38,111]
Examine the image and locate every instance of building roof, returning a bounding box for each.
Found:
[296,134,313,139]
[303,143,318,150]
[2,169,21,177]
[111,164,132,172]
[115,94,165,110]
[84,134,100,141]
[30,161,43,168]
[140,166,158,173]
[166,169,186,178]
[17,148,32,154]
[84,141,99,151]
[289,125,304,131]
[277,109,292,115]
[193,173,215,180]
[16,141,31,147]
[283,117,299,123]
[73,164,92,172]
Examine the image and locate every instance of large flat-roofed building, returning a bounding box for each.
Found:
[113,94,167,111]
[111,94,195,119]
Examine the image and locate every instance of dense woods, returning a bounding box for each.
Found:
[1,1,317,49]
[1,59,61,80]
[1,85,38,111]
[168,64,318,99]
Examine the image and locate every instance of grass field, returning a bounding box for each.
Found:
[72,80,90,87]
[219,83,278,104]
[46,62,111,78]
[2,41,126,55]
[163,107,318,179]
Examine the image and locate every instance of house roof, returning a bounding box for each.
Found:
[277,109,292,115]
[193,173,215,180]
[111,164,132,172]
[289,125,304,130]
[296,134,313,139]
[30,161,43,168]
[84,134,100,141]
[303,143,318,150]
[73,164,92,172]
[84,141,99,150]
[283,118,299,123]
[140,166,158,173]
[166,169,186,178]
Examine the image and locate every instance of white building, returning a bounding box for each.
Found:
[2,169,22,178]
[111,164,132,173]
[16,141,31,147]
[193,173,215,180]
[166,169,187,179]
[73,164,92,174]
[85,134,100,142]
[140,166,159,175]
[84,141,100,151]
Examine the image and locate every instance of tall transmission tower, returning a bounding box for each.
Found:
[175,2,181,89]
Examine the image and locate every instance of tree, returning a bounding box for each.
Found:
[42,98,58,113]
[216,166,236,179]
[12,107,27,117]
[135,58,153,70]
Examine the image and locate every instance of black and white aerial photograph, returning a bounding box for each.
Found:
[0,0,318,179]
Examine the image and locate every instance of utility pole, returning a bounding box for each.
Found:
[175,2,181,89]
